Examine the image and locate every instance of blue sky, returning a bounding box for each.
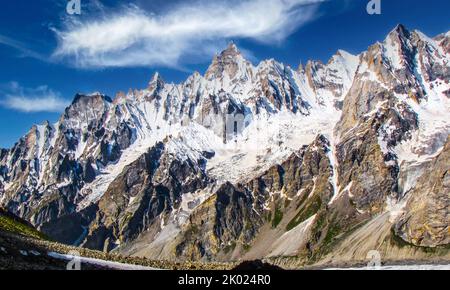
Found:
[0,0,449,148]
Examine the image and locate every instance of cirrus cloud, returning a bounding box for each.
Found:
[52,0,327,69]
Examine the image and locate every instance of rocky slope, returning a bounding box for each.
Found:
[0,25,449,267]
[0,208,233,270]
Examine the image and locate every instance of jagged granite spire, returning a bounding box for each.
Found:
[205,42,249,80]
[148,71,165,92]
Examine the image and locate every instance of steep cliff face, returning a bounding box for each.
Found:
[394,137,450,247]
[0,25,449,266]
[0,93,131,229]
[80,140,210,252]
[334,102,417,213]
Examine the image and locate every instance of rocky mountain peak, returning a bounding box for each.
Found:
[71,92,112,107]
[31,120,50,131]
[334,49,356,60]
[62,93,112,129]
[205,42,250,80]
[148,72,165,92]
[434,32,450,52]
[385,24,412,47]
[223,41,240,55]
[390,24,410,38]
[327,49,359,72]
[297,62,305,74]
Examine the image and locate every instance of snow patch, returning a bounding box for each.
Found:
[326,264,450,270]
[48,252,161,270]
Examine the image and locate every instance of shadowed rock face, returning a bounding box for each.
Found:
[80,141,211,252]
[0,25,449,265]
[335,102,418,212]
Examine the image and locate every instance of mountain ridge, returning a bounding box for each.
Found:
[0,24,449,267]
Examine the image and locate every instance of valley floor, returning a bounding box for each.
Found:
[0,229,233,270]
[1,210,448,271]
[2,227,449,270]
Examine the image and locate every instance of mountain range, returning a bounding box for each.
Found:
[0,24,449,268]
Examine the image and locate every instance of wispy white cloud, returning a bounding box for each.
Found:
[52,0,326,68]
[0,82,70,113]
[0,35,47,61]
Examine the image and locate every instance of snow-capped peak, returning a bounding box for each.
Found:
[389,24,409,37]
[224,41,240,55]
[148,71,165,91]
